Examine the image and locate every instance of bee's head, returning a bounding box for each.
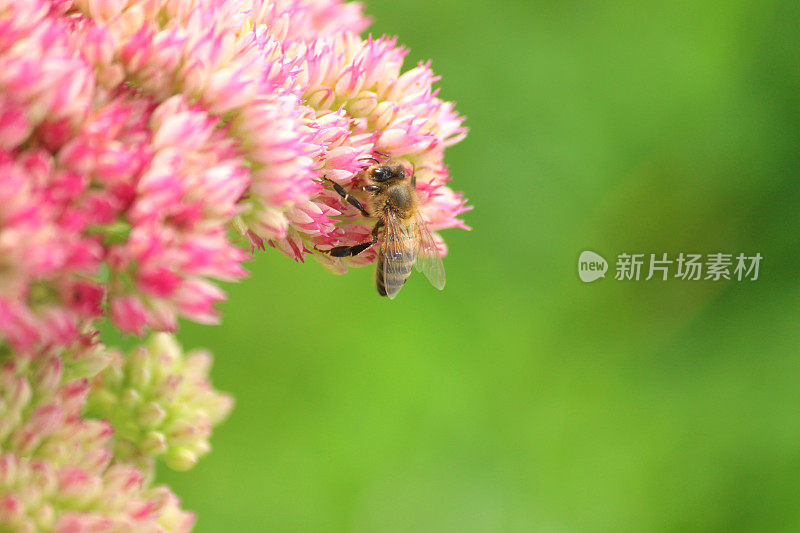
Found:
[368,162,406,183]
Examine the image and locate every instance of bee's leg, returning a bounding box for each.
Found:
[321,223,382,257]
[324,178,370,217]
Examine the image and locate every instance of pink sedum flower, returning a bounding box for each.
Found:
[0,0,468,529]
[0,0,469,348]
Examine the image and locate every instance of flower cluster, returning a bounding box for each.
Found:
[0,0,467,529]
[0,2,250,351]
[0,336,195,532]
[85,333,233,472]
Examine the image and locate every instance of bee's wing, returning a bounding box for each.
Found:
[412,212,446,290]
[380,209,416,299]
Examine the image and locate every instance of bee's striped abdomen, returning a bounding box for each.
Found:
[376,230,416,299]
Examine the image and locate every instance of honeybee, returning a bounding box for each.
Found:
[320,158,445,299]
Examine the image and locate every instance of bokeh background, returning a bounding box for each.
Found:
[129,1,800,531]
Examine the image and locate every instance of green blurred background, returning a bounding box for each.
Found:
[157,1,800,531]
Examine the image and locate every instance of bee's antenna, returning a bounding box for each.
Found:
[375,150,390,160]
[358,156,381,164]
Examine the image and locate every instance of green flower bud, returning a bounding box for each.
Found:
[86,333,232,470]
